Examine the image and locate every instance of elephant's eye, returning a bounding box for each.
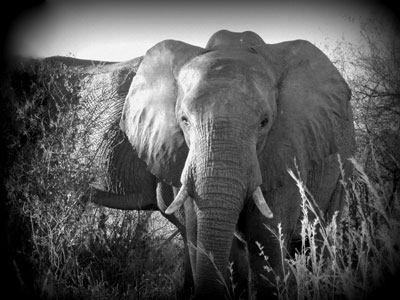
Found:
[181,116,190,126]
[259,118,269,128]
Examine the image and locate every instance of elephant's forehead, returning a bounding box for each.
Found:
[178,52,272,96]
[183,51,266,79]
[178,59,274,118]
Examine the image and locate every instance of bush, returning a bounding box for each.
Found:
[256,154,400,300]
[4,19,400,298]
[4,59,183,300]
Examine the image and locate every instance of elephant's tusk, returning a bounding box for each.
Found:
[165,185,189,215]
[252,187,273,218]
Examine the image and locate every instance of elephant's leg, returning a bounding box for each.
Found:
[239,206,285,299]
[229,233,251,300]
[295,155,350,257]
[160,211,194,299]
[247,229,283,299]
[156,182,194,298]
[181,241,195,298]
[241,187,301,299]
[183,197,197,297]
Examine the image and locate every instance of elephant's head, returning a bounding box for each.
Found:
[120,30,352,298]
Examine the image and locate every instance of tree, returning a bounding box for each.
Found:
[328,16,400,201]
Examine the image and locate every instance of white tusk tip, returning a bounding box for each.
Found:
[164,185,189,215]
[252,187,274,219]
[164,207,175,215]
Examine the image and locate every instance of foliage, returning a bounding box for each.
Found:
[197,17,400,300]
[267,156,400,300]
[253,16,400,300]
[3,59,183,300]
[194,152,400,300]
[3,15,400,300]
[325,16,400,188]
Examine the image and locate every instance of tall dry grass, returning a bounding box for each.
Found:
[4,59,399,300]
[4,59,183,300]
[257,155,400,300]
[185,152,399,300]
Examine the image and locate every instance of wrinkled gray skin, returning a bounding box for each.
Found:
[70,59,195,287]
[11,55,194,295]
[118,30,355,299]
[43,56,196,292]
[21,30,355,299]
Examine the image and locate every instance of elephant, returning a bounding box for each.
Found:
[117,30,355,299]
[7,29,355,299]
[4,54,197,296]
[7,53,198,294]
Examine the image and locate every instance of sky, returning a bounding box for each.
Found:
[5,0,395,62]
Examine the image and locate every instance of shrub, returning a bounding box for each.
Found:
[4,59,183,300]
[258,154,400,300]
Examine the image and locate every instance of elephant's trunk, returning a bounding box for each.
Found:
[194,183,242,299]
[191,119,248,299]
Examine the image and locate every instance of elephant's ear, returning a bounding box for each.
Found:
[255,40,353,187]
[120,40,204,186]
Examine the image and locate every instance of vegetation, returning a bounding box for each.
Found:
[2,59,183,300]
[2,17,399,300]
[271,156,399,300]
[259,17,400,300]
